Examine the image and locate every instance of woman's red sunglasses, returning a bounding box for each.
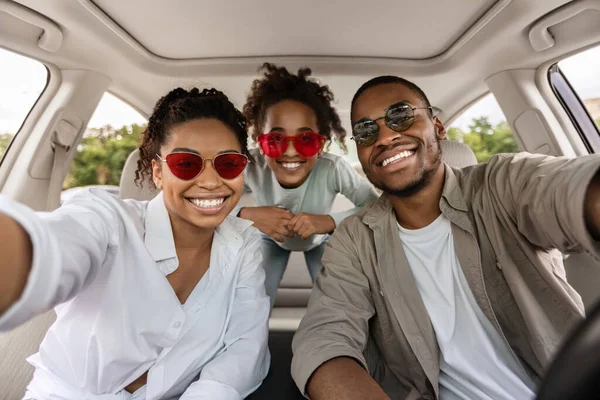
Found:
[257,132,325,159]
[157,152,248,180]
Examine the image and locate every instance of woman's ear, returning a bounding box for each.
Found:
[152,159,163,190]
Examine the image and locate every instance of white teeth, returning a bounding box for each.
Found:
[281,162,302,170]
[188,197,225,208]
[382,151,414,167]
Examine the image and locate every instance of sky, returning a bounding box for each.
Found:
[1,45,599,135]
[0,48,146,134]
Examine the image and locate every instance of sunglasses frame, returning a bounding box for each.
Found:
[156,151,248,181]
[257,131,326,159]
[351,102,433,147]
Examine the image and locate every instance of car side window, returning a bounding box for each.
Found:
[0,49,48,162]
[447,93,519,163]
[62,93,147,200]
[549,44,600,153]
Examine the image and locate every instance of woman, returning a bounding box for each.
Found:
[237,63,379,308]
[0,88,269,399]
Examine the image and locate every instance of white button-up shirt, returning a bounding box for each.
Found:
[0,189,270,400]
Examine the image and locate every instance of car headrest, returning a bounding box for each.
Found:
[119,150,160,201]
[439,139,478,168]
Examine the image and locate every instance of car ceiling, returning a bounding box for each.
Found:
[1,0,583,129]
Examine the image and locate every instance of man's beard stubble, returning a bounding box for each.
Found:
[364,136,443,198]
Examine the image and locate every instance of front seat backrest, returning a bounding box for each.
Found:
[119,150,160,200]
[439,139,478,168]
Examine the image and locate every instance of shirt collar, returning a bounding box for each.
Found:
[363,163,468,228]
[144,193,256,264]
[440,164,469,212]
[144,192,177,263]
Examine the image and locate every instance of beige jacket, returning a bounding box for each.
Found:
[291,153,600,399]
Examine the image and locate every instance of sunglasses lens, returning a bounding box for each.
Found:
[294,132,323,158]
[214,153,248,179]
[165,153,203,180]
[258,133,287,158]
[352,120,380,147]
[386,103,415,132]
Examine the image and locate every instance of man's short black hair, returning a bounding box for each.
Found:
[351,76,432,118]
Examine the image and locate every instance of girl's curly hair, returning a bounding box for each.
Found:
[243,63,347,152]
[135,87,250,188]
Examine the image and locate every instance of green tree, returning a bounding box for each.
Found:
[64,123,146,188]
[0,133,15,160]
[447,117,518,163]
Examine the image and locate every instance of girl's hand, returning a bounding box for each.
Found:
[239,206,295,242]
[288,213,336,239]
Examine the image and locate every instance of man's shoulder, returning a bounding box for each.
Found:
[335,199,383,234]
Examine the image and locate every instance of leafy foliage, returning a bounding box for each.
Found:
[62,123,146,188]
[447,117,519,163]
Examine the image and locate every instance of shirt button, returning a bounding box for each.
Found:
[173,321,182,329]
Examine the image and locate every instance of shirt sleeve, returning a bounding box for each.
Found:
[0,191,118,331]
[180,229,270,400]
[484,152,600,257]
[328,157,380,227]
[291,219,374,396]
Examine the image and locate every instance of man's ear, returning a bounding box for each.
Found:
[433,116,447,140]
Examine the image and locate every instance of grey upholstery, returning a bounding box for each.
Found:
[0,311,56,399]
[439,139,479,168]
[119,150,160,201]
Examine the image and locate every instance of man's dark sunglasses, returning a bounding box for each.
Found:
[351,101,433,147]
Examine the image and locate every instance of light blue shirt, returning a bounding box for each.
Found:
[237,148,379,251]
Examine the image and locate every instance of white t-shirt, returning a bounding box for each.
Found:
[397,214,536,400]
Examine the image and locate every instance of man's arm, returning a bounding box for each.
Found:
[485,153,600,256]
[291,220,384,399]
[307,357,390,400]
[584,172,600,240]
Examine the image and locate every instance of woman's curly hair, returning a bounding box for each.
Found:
[243,63,347,152]
[135,87,250,188]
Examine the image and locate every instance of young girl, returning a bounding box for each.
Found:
[0,88,269,399]
[237,63,379,308]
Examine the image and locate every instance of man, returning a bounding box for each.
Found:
[291,75,600,399]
